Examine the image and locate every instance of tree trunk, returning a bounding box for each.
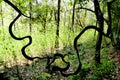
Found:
[71,0,76,32]
[36,0,38,4]
[1,4,4,26]
[94,0,104,64]
[43,1,47,33]
[29,2,32,32]
[107,0,115,36]
[55,0,61,48]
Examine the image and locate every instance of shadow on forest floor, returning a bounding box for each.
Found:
[0,45,120,80]
[0,46,76,80]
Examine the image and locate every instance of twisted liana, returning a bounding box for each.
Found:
[3,0,113,77]
[4,0,41,60]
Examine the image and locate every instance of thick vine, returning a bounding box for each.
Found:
[3,0,114,77]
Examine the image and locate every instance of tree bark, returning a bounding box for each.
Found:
[55,0,61,48]
[29,2,32,32]
[43,1,47,33]
[1,4,4,26]
[36,0,38,4]
[94,0,104,64]
[71,0,76,32]
[107,0,115,36]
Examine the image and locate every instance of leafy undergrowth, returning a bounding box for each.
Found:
[0,44,120,80]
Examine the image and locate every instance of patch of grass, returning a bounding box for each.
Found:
[66,47,115,80]
[1,22,114,80]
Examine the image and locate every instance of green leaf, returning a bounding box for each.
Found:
[0,0,2,3]
[68,1,72,6]
[42,72,51,78]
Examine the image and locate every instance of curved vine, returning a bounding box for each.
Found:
[4,0,42,60]
[46,25,111,77]
[3,0,113,77]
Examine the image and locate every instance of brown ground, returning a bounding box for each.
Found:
[109,48,120,80]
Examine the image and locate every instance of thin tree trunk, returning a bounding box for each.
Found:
[71,0,76,32]
[1,4,4,26]
[36,0,38,4]
[55,0,61,48]
[107,0,115,36]
[29,2,32,32]
[94,0,104,64]
[43,1,47,33]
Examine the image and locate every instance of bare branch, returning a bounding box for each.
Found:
[75,7,95,13]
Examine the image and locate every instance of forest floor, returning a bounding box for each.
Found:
[0,45,120,80]
[108,49,120,80]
